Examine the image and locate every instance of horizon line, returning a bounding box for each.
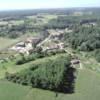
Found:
[0,6,100,12]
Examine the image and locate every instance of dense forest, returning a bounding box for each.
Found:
[6,55,76,93]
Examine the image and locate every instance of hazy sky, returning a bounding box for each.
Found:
[0,0,100,11]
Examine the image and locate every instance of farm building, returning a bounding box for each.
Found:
[41,42,64,52]
[71,59,80,65]
[47,29,64,40]
[25,37,41,46]
[9,37,41,55]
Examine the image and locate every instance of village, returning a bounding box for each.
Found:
[8,28,81,69]
[9,29,66,55]
[0,6,100,100]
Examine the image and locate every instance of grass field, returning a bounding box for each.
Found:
[0,67,100,100]
[0,80,30,100]
[0,37,19,50]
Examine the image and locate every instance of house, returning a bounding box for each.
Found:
[9,36,42,55]
[42,44,59,52]
[47,29,64,40]
[18,48,29,55]
[16,42,25,47]
[25,37,41,47]
[57,43,65,49]
[10,42,25,51]
[41,41,65,52]
[65,28,73,33]
[80,19,97,26]
[71,59,80,65]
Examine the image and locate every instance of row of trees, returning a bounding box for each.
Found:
[16,49,66,65]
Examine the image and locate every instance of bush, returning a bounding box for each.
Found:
[16,53,39,65]
[94,49,100,62]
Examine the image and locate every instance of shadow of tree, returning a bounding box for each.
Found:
[52,67,76,94]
